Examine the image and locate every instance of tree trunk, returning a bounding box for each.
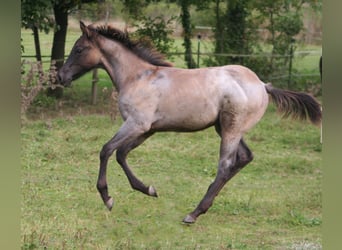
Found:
[215,0,223,53]
[51,4,68,69]
[180,0,196,69]
[47,3,68,98]
[32,25,42,62]
[32,25,44,80]
[224,0,247,65]
[214,0,225,65]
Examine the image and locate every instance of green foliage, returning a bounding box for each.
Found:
[216,0,252,65]
[132,15,176,56]
[208,0,267,76]
[21,0,53,32]
[31,91,57,108]
[274,12,302,38]
[75,2,109,21]
[252,0,309,84]
[119,0,153,18]
[163,0,213,68]
[206,0,322,90]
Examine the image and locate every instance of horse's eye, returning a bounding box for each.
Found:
[75,47,83,54]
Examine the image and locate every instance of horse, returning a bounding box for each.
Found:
[57,21,322,224]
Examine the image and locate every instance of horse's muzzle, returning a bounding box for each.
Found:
[56,71,72,87]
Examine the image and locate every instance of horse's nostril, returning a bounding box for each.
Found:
[56,73,62,83]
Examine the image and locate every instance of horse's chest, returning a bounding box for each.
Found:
[118,90,159,120]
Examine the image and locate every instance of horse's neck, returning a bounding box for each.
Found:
[99,39,152,92]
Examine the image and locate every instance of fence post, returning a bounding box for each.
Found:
[91,69,98,105]
[287,39,295,89]
[197,34,201,68]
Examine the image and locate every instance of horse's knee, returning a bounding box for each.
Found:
[99,146,107,161]
[100,143,114,162]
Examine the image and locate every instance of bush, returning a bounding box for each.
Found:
[21,60,59,119]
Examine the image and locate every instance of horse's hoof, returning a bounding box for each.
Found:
[182,214,196,224]
[148,186,158,197]
[105,197,114,211]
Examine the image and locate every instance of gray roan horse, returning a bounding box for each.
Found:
[57,21,322,224]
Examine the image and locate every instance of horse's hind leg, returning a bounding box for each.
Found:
[183,137,253,224]
[116,132,158,197]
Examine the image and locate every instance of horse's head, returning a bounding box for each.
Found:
[57,21,101,86]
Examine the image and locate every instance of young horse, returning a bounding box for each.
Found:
[57,21,322,224]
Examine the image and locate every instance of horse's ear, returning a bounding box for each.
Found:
[80,21,92,38]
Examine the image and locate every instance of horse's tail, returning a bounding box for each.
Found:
[265,83,322,126]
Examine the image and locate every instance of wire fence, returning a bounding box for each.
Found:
[21,49,322,83]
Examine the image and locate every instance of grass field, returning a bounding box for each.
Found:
[21,103,322,249]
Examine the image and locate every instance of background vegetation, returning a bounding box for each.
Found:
[21,0,322,91]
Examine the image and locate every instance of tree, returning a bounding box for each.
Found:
[132,15,176,56]
[209,0,263,72]
[21,0,53,62]
[208,0,322,86]
[253,0,307,82]
[179,0,197,68]
[120,0,211,68]
[213,0,252,66]
[50,1,71,72]
[175,0,211,68]
[213,0,224,57]
[47,0,104,98]
[119,0,152,18]
[50,0,104,69]
[22,0,104,97]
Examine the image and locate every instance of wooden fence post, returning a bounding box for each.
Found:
[92,69,98,105]
[287,39,295,89]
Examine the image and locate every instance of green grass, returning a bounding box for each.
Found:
[21,105,322,249]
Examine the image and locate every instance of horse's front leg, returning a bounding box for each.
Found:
[96,120,148,210]
[116,132,158,197]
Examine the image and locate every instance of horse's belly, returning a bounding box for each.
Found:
[152,101,218,132]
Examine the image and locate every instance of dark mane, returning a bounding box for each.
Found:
[91,25,173,67]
